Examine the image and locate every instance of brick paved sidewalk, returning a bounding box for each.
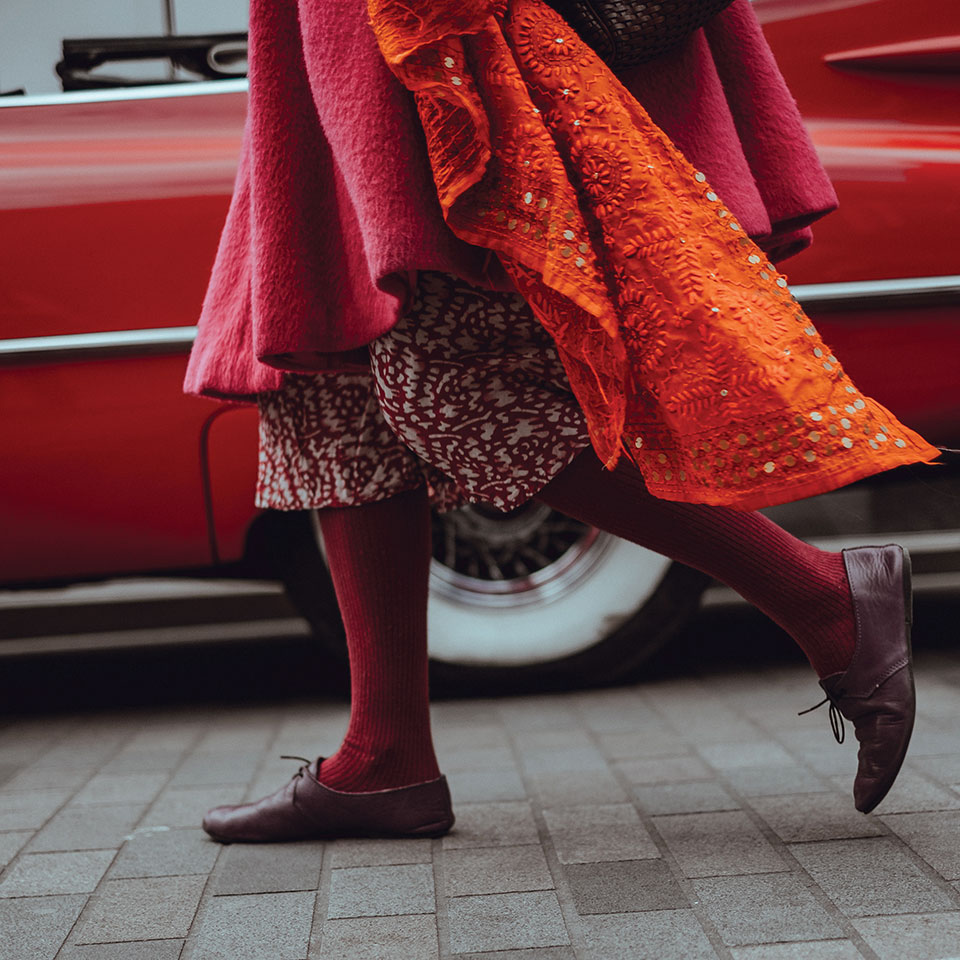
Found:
[3,651,960,960]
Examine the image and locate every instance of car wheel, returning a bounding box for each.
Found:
[259,504,709,694]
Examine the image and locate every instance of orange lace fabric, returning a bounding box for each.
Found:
[367,0,939,509]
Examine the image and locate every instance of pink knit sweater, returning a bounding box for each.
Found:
[184,0,837,401]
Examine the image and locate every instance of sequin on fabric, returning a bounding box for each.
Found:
[367,0,940,510]
[256,272,590,512]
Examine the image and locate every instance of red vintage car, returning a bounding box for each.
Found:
[1,0,958,686]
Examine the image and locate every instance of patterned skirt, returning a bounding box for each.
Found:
[256,271,590,511]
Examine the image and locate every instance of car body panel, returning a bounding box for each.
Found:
[0,0,957,585]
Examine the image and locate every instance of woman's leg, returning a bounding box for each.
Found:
[315,486,441,791]
[202,484,452,842]
[538,449,918,813]
[538,450,856,677]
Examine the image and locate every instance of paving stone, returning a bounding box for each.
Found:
[564,860,688,914]
[435,723,510,751]
[141,785,246,828]
[430,700,502,726]
[310,914,440,960]
[572,691,661,733]
[27,802,146,852]
[109,827,219,878]
[633,781,739,816]
[519,745,608,774]
[724,765,826,797]
[0,849,115,897]
[648,713,757,745]
[192,891,314,960]
[443,845,552,897]
[169,751,261,787]
[615,756,713,784]
[59,942,184,960]
[578,909,717,960]
[316,913,439,959]
[2,765,94,792]
[439,747,517,772]
[0,788,71,830]
[447,768,528,803]
[528,768,628,806]
[0,830,31,868]
[497,700,578,732]
[72,772,169,805]
[442,802,540,849]
[905,724,960,757]
[328,838,432,868]
[851,912,960,960]
[453,950,574,960]
[653,811,786,878]
[32,736,125,770]
[542,803,659,863]
[789,746,859,777]
[882,811,960,880]
[0,762,22,787]
[596,730,686,760]
[749,793,884,842]
[910,754,960,783]
[789,838,956,916]
[852,771,960,814]
[730,941,863,960]
[327,863,435,918]
[699,742,795,770]
[513,730,594,753]
[447,891,569,954]
[74,875,206,942]
[99,749,189,775]
[0,893,86,960]
[693,873,843,946]
[215,840,324,893]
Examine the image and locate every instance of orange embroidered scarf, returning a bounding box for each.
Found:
[367,0,938,509]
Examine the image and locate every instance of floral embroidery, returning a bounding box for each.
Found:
[257,273,589,513]
[368,0,939,509]
[569,137,631,218]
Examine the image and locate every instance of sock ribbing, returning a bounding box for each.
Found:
[538,451,856,678]
[315,487,440,792]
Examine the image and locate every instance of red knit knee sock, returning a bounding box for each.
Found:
[315,487,441,792]
[538,451,856,678]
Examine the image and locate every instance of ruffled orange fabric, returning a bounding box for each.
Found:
[367,0,939,509]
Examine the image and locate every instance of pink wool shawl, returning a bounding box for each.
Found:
[184,0,837,402]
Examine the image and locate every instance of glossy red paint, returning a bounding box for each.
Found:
[753,0,960,122]
[1,1,957,585]
[1,196,229,340]
[753,0,960,285]
[0,356,216,581]
[812,307,960,439]
[824,35,960,73]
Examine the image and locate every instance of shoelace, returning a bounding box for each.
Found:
[280,755,312,778]
[797,694,846,744]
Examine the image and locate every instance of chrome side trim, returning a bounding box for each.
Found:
[0,78,248,109]
[791,274,960,307]
[0,326,198,364]
[0,274,956,366]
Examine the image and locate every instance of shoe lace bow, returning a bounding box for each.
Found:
[797,692,846,744]
[280,755,312,778]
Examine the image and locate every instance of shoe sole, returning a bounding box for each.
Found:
[857,545,915,814]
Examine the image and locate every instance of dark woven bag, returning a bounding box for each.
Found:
[543,0,737,68]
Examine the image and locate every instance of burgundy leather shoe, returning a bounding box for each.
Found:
[202,758,455,843]
[818,544,914,814]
